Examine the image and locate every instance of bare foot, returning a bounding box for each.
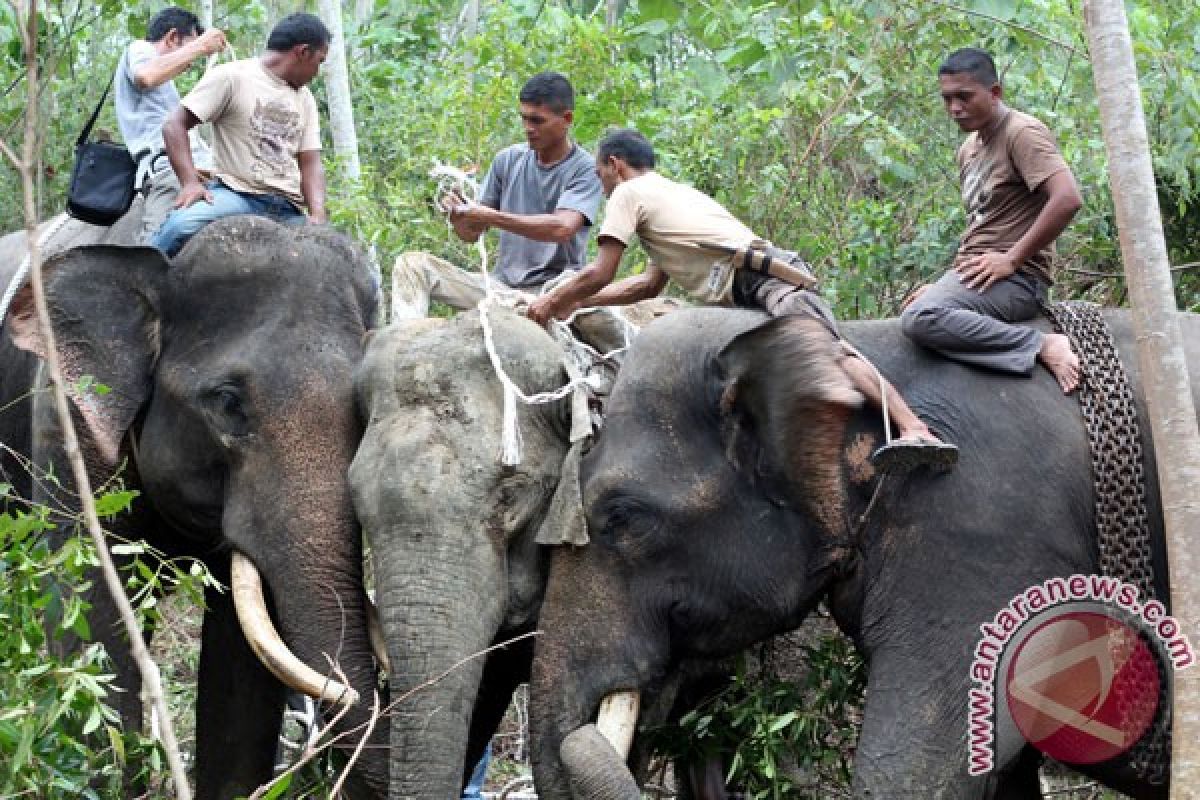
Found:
[1038,333,1081,393]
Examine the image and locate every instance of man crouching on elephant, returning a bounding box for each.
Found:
[528,127,957,470]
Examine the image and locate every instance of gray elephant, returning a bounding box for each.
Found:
[0,216,388,798]
[351,308,748,799]
[529,307,1200,799]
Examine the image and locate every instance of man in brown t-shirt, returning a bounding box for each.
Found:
[528,128,957,471]
[901,48,1083,393]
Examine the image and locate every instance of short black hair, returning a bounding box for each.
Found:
[518,72,575,113]
[939,48,999,87]
[146,7,204,42]
[596,128,656,169]
[266,12,332,52]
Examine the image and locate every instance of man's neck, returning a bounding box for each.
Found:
[979,102,1011,143]
[534,137,572,166]
[259,52,297,88]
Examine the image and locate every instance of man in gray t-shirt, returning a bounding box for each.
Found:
[392,71,603,319]
[114,7,225,243]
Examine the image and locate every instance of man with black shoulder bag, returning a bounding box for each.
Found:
[114,6,226,243]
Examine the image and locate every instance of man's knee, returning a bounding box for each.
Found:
[900,300,945,343]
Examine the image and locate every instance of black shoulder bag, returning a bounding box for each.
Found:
[66,72,137,226]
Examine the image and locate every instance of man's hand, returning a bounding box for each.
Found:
[193,28,228,57]
[528,293,570,327]
[954,251,1017,292]
[174,180,213,209]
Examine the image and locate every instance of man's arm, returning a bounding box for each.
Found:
[132,29,226,90]
[297,150,327,223]
[580,261,669,308]
[957,168,1083,292]
[452,199,585,244]
[527,238,630,325]
[162,106,210,208]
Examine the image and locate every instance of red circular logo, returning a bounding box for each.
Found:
[1005,611,1160,764]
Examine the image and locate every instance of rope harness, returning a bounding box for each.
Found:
[0,214,71,328]
[1043,299,1168,785]
[431,164,637,465]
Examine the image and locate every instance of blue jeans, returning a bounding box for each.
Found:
[462,742,491,799]
[150,180,305,257]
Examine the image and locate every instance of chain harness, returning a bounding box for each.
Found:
[1042,300,1169,785]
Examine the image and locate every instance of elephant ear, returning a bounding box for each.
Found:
[715,315,862,538]
[8,245,167,466]
[534,440,589,546]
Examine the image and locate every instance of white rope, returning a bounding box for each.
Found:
[0,213,71,327]
[431,163,637,465]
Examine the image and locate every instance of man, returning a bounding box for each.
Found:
[528,128,956,470]
[390,71,603,321]
[114,7,226,244]
[901,47,1083,394]
[151,12,330,257]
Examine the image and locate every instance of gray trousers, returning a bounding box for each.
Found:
[138,165,183,245]
[900,269,1046,375]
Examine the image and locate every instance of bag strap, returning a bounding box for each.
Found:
[76,69,117,149]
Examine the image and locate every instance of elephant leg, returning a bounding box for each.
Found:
[194,573,285,800]
[853,651,994,799]
[462,634,536,790]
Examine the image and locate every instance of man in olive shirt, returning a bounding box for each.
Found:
[901,48,1083,393]
[151,13,330,256]
[529,128,957,470]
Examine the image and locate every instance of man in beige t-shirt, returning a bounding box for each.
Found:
[528,128,957,471]
[151,12,328,257]
[901,48,1083,393]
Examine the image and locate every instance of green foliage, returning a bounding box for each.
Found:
[645,632,866,798]
[0,486,216,797]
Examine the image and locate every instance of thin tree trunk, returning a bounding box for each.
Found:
[606,0,620,28]
[1082,0,1200,788]
[317,0,361,181]
[200,0,213,30]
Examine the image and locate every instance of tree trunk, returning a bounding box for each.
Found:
[316,0,361,181]
[606,0,620,28]
[200,0,213,30]
[1082,0,1200,788]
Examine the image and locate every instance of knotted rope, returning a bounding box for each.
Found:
[431,163,636,465]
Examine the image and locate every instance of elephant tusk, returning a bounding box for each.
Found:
[365,596,391,675]
[230,551,360,709]
[595,690,640,760]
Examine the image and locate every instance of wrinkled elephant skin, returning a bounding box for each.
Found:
[530,307,1200,799]
[0,217,387,799]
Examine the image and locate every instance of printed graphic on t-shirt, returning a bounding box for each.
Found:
[962,155,996,230]
[249,98,302,181]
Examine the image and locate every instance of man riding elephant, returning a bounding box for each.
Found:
[115,6,227,244]
[528,127,956,471]
[901,48,1083,393]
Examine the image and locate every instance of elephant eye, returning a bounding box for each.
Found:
[207,385,250,436]
[598,497,660,541]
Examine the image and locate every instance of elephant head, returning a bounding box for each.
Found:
[4,217,388,797]
[350,309,573,798]
[529,308,866,797]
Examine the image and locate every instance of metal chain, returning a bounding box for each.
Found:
[1043,300,1168,785]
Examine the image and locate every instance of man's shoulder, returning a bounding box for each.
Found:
[562,143,595,170]
[493,142,532,166]
[1005,109,1056,140]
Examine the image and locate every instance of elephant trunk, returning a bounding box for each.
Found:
[265,536,388,797]
[374,516,508,799]
[531,547,653,800]
[560,725,641,800]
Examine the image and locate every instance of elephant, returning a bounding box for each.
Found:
[0,215,389,798]
[350,306,751,799]
[528,306,1200,799]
